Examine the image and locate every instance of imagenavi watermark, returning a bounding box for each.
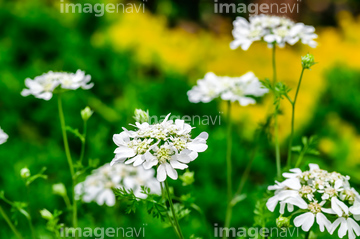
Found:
[148,113,222,126]
[214,224,300,238]
[214,0,301,14]
[60,225,147,238]
[60,0,146,17]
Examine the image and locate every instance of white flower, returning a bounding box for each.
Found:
[187,72,224,103]
[293,201,332,232]
[0,127,9,145]
[188,72,268,105]
[21,70,93,100]
[220,72,269,106]
[111,113,208,182]
[267,163,360,236]
[75,163,160,207]
[230,14,317,51]
[330,217,360,239]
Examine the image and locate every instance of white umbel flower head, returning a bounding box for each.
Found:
[75,163,160,207]
[21,70,93,101]
[230,14,317,51]
[187,72,268,105]
[266,164,360,237]
[111,112,209,182]
[0,127,9,145]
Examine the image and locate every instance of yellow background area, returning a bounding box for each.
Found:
[97,11,360,168]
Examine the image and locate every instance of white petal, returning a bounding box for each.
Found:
[156,164,167,182]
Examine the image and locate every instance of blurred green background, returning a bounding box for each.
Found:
[1,0,360,238]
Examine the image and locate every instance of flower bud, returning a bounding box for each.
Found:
[301,54,316,69]
[179,171,195,186]
[133,109,149,123]
[52,183,67,197]
[40,209,53,220]
[276,215,291,229]
[20,168,31,179]
[81,106,93,121]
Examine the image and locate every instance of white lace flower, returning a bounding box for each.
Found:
[111,113,208,182]
[293,201,332,232]
[267,163,360,235]
[21,70,93,100]
[0,127,9,145]
[230,15,317,51]
[75,163,160,206]
[188,72,268,105]
[220,72,269,106]
[187,72,225,103]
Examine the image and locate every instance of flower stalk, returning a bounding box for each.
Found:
[164,180,184,239]
[0,205,23,239]
[287,67,305,167]
[272,45,281,179]
[57,95,78,235]
[223,101,233,232]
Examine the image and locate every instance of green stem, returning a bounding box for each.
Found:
[57,95,78,235]
[305,230,310,239]
[160,183,179,237]
[234,139,259,197]
[287,68,305,168]
[0,205,23,239]
[28,218,36,239]
[79,120,87,165]
[164,180,184,239]
[272,45,281,179]
[223,101,233,237]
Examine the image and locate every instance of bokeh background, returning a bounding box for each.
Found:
[1,0,360,238]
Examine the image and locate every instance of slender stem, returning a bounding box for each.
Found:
[223,101,233,237]
[234,140,259,197]
[79,120,87,165]
[164,180,184,239]
[272,45,277,85]
[0,205,23,239]
[27,218,36,239]
[25,185,37,239]
[287,68,305,168]
[305,230,310,239]
[160,183,179,237]
[226,101,233,202]
[62,193,72,210]
[272,45,281,179]
[57,95,78,234]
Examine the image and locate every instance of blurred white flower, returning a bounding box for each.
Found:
[21,70,93,101]
[75,163,160,207]
[0,127,9,145]
[267,164,360,236]
[230,15,317,51]
[187,72,268,105]
[111,113,208,182]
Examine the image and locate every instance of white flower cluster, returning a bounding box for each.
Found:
[21,70,93,101]
[230,14,317,51]
[111,114,208,182]
[0,127,9,145]
[267,164,360,239]
[187,72,268,106]
[75,163,161,207]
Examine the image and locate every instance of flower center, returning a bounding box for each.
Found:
[308,202,322,214]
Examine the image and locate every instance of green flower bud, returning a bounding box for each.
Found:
[40,209,53,220]
[276,215,291,229]
[301,54,316,69]
[20,168,31,179]
[179,171,195,186]
[81,106,93,121]
[52,183,67,197]
[133,109,149,123]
